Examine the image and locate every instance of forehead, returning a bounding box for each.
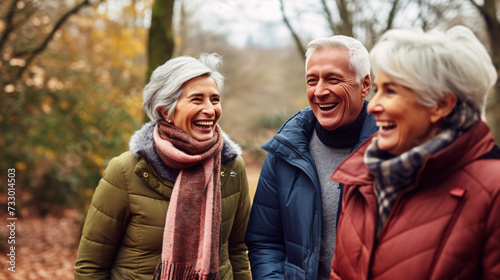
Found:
[182,76,218,93]
[373,71,390,83]
[373,71,400,87]
[306,47,352,74]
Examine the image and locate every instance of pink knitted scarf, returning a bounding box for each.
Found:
[152,120,222,280]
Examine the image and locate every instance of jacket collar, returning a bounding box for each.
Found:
[332,120,496,187]
[418,120,495,186]
[263,100,377,160]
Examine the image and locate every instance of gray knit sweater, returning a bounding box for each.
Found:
[309,130,352,280]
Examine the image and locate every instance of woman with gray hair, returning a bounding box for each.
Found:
[75,53,252,280]
[330,26,500,279]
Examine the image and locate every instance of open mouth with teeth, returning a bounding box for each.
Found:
[318,103,339,111]
[193,120,214,128]
[376,121,396,131]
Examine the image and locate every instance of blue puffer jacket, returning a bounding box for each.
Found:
[245,103,377,280]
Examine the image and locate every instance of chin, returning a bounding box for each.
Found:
[317,120,341,131]
[377,141,396,155]
[194,134,214,141]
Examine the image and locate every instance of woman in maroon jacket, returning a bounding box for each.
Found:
[330,25,500,280]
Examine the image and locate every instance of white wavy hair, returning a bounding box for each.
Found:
[305,35,371,84]
[370,25,497,115]
[143,53,225,122]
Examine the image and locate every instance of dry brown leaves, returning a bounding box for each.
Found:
[0,209,83,280]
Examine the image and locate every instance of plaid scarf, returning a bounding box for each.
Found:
[364,101,479,237]
[153,120,222,280]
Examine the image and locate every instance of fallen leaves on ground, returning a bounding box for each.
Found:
[0,209,83,280]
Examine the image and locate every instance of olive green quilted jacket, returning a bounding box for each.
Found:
[74,123,252,280]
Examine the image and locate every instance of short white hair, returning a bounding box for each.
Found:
[370,25,497,114]
[305,35,371,84]
[143,53,225,122]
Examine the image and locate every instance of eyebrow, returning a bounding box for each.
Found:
[306,72,342,78]
[187,92,220,98]
[375,81,398,87]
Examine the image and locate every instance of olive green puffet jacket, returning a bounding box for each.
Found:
[74,122,252,280]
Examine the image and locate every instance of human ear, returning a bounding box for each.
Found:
[360,74,371,98]
[430,93,458,124]
[158,107,170,121]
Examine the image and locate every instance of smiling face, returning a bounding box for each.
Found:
[306,47,370,131]
[165,75,222,141]
[368,71,444,156]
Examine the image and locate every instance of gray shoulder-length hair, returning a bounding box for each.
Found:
[304,35,371,84]
[143,53,225,122]
[370,25,497,115]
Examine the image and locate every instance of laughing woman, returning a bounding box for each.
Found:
[74,53,252,280]
[330,26,500,279]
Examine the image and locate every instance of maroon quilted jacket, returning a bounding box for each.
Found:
[330,121,500,280]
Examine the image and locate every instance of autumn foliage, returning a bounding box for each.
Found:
[0,0,147,214]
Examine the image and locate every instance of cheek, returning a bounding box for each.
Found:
[215,105,222,119]
[306,88,314,99]
[398,118,427,145]
[338,84,351,92]
[397,125,413,142]
[174,102,189,113]
[333,85,352,101]
[174,104,194,122]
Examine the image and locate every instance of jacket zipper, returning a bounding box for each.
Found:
[427,189,466,278]
[368,159,466,279]
[378,185,417,238]
[274,136,319,186]
[275,135,319,280]
[304,199,317,280]
[377,158,431,239]
[367,160,429,277]
[365,184,419,278]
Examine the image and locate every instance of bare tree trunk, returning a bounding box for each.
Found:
[147,0,175,80]
[470,0,500,142]
[336,0,353,37]
[175,0,187,56]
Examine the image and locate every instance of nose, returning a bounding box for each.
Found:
[201,101,215,117]
[367,94,383,114]
[314,79,330,98]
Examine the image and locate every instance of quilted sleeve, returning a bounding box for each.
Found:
[228,156,252,280]
[74,156,131,280]
[482,188,500,279]
[245,153,286,279]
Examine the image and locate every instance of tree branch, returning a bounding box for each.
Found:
[13,0,91,81]
[386,0,401,30]
[279,0,305,59]
[0,0,19,52]
[468,0,482,10]
[468,0,498,33]
[320,0,339,34]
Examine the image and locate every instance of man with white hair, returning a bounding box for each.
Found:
[245,35,377,280]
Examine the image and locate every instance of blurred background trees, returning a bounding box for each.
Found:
[1,0,499,215]
[147,0,174,79]
[0,0,146,214]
